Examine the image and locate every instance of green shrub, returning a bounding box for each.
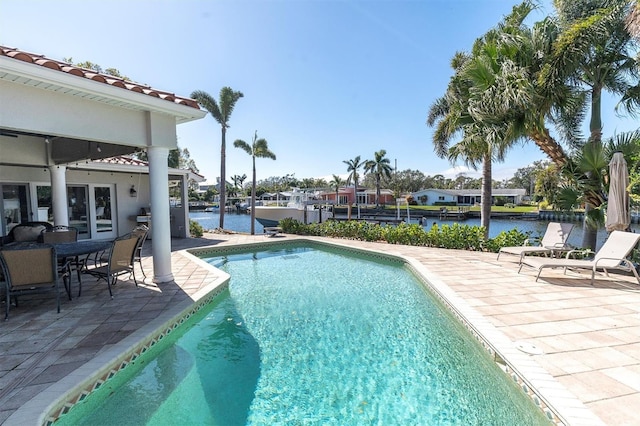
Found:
[483,228,530,252]
[280,219,530,252]
[189,219,204,237]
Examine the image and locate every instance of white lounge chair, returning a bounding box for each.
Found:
[497,222,574,263]
[518,230,640,285]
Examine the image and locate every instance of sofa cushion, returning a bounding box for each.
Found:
[13,225,46,242]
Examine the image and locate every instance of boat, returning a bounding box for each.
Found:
[254,189,326,227]
[236,202,249,213]
[204,206,219,212]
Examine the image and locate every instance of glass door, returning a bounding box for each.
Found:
[36,185,53,223]
[92,185,116,240]
[1,184,31,237]
[68,185,89,239]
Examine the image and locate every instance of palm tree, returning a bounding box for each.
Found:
[428,3,538,238]
[238,174,247,192]
[234,131,276,235]
[190,87,244,229]
[542,0,640,248]
[364,149,393,208]
[343,156,364,211]
[556,131,640,232]
[301,178,315,190]
[231,174,246,195]
[329,174,344,217]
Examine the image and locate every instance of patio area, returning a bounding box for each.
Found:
[1,232,639,425]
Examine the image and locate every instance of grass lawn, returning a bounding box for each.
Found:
[379,205,540,213]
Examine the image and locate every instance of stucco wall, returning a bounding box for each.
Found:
[0,80,177,149]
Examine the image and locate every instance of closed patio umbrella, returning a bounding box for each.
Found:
[605,152,631,232]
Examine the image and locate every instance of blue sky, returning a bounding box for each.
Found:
[1,0,637,184]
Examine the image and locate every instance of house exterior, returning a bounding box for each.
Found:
[320,186,395,205]
[0,45,206,283]
[411,188,527,206]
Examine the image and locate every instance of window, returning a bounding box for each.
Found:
[94,186,113,233]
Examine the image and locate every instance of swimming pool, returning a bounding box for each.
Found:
[55,242,552,425]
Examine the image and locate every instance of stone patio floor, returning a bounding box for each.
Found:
[1,232,639,425]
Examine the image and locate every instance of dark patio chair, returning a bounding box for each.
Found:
[41,226,85,294]
[1,221,53,246]
[0,243,69,319]
[131,224,149,282]
[84,234,139,298]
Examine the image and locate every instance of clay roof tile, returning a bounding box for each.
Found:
[0,45,201,111]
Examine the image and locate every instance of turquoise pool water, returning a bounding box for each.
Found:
[56,244,550,425]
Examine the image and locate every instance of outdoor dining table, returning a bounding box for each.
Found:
[51,240,112,298]
[51,240,111,259]
[1,240,111,258]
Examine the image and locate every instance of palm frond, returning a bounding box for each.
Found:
[218,87,244,126]
[255,139,276,160]
[233,139,252,155]
[426,97,449,126]
[190,90,223,124]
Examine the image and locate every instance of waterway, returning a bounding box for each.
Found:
[189,210,639,249]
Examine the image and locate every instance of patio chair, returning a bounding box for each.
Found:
[84,234,139,298]
[42,226,85,290]
[497,222,574,263]
[1,221,53,246]
[518,230,640,285]
[0,243,69,319]
[131,224,149,282]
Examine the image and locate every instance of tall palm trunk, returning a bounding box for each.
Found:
[354,178,359,210]
[481,153,492,240]
[529,128,568,167]
[582,85,603,250]
[219,127,226,229]
[250,155,256,235]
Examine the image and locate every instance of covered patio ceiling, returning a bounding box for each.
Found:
[0,128,138,166]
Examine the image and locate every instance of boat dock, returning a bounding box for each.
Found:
[328,216,405,225]
[438,207,469,220]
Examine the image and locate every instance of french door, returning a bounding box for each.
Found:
[1,183,30,238]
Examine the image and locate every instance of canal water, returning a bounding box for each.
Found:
[190,211,639,249]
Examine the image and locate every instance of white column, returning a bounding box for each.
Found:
[147,146,173,283]
[49,165,68,226]
[180,174,189,238]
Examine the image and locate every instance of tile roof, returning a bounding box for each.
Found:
[92,155,205,180]
[0,45,200,109]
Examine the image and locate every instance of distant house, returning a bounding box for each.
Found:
[411,188,527,206]
[320,186,395,205]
